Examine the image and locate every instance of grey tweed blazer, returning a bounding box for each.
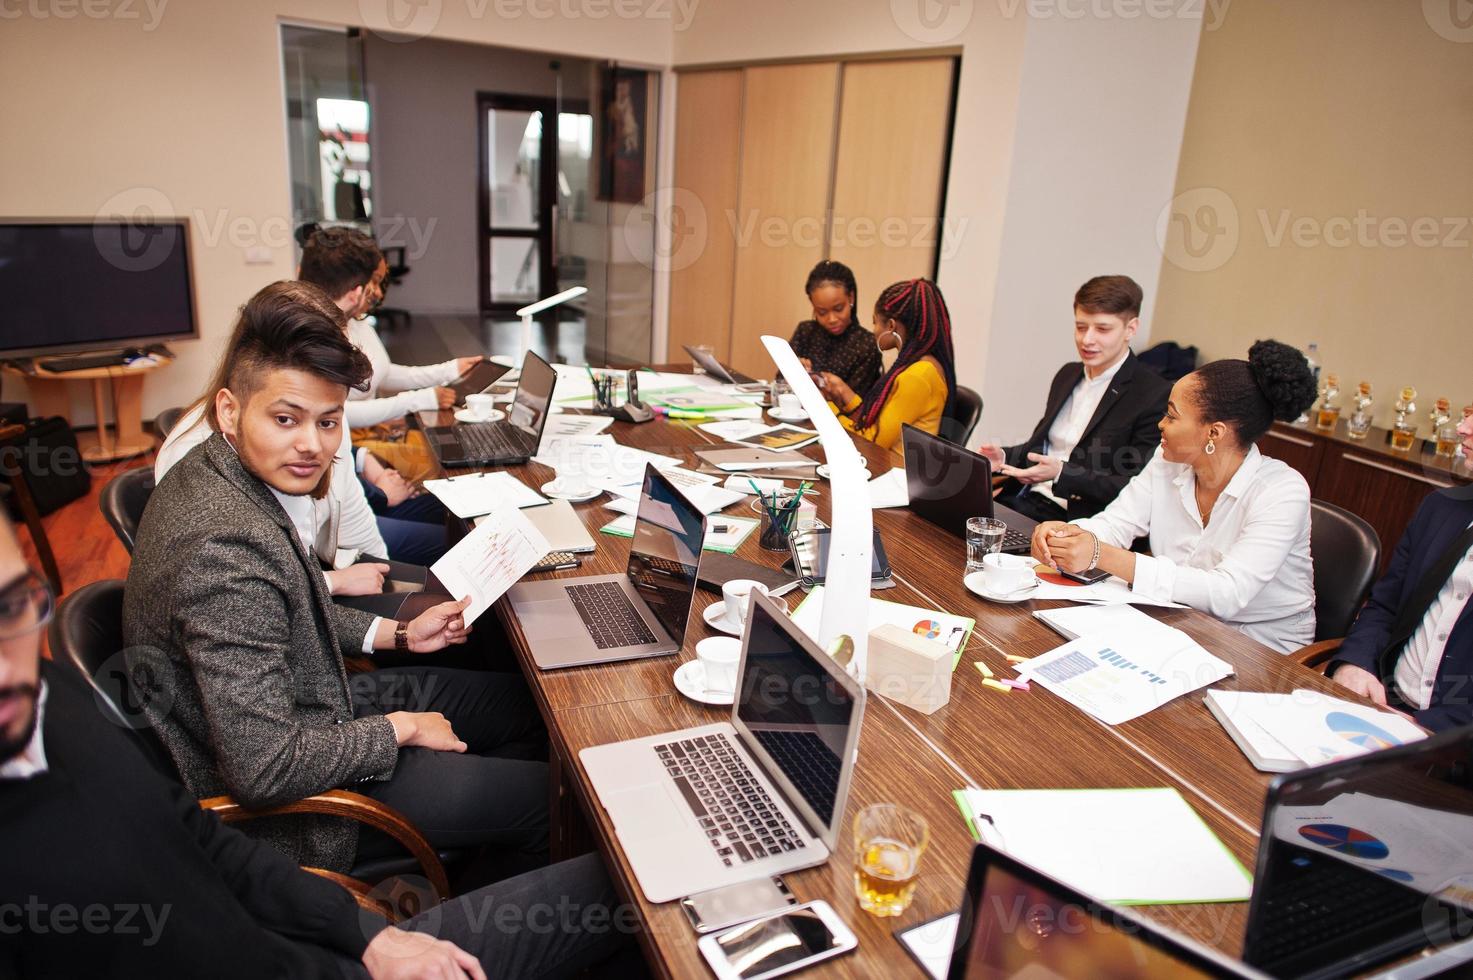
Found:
[123,434,398,872]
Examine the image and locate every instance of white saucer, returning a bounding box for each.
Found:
[703,598,788,635]
[815,464,870,481]
[540,479,601,503]
[769,408,810,423]
[674,660,734,706]
[963,571,1038,604]
[455,408,505,424]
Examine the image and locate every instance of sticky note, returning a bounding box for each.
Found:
[1005,655,1031,664]
[975,661,995,679]
[981,678,1011,693]
[1000,679,1031,692]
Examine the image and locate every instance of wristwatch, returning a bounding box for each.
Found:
[394,621,410,652]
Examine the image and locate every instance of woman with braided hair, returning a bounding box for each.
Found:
[816,278,956,452]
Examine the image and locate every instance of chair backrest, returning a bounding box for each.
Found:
[47,579,177,777]
[99,467,155,555]
[153,406,184,441]
[942,385,983,446]
[1310,498,1382,641]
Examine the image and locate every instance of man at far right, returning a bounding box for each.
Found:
[1330,408,1473,731]
[979,275,1171,522]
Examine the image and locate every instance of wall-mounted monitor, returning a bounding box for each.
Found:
[0,219,199,358]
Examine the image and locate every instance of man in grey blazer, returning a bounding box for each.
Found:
[124,281,548,874]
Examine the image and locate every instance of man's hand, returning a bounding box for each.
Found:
[325,563,390,597]
[1030,520,1068,567]
[976,444,1006,468]
[434,387,456,410]
[363,922,485,980]
[386,711,468,753]
[372,467,417,507]
[455,355,484,376]
[407,596,473,652]
[1331,663,1389,707]
[999,452,1064,485]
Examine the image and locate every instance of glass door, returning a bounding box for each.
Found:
[478,95,554,314]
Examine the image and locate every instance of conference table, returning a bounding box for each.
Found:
[425,381,1360,978]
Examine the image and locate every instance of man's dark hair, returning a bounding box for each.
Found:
[298,226,383,301]
[202,281,372,431]
[1074,275,1143,321]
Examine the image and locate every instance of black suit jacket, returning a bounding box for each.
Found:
[1002,352,1170,518]
[1331,484,1473,732]
[0,663,385,978]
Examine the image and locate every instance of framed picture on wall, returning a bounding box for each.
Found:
[598,65,647,203]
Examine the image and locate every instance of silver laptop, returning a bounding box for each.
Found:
[508,465,705,669]
[581,592,866,902]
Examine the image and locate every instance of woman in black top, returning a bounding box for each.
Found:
[790,260,882,394]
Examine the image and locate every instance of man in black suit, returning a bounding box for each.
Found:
[1331,411,1473,731]
[0,511,634,978]
[978,275,1171,522]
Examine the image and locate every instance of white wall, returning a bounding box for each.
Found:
[0,0,670,422]
[980,11,1203,442]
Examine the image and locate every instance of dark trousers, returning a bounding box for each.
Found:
[361,476,449,525]
[376,515,448,565]
[335,853,643,979]
[350,667,549,861]
[997,487,1069,524]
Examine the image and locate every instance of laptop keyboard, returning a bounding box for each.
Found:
[1002,527,1032,552]
[748,729,842,825]
[455,422,530,463]
[1252,857,1423,966]
[565,581,657,649]
[656,733,806,867]
[641,555,693,578]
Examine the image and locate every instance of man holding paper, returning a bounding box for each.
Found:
[125,282,548,874]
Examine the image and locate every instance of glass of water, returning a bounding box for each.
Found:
[965,517,1007,573]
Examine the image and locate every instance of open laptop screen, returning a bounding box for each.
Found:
[950,845,1255,979]
[627,465,705,642]
[734,599,860,835]
[1244,727,1473,979]
[508,351,556,435]
[901,423,995,536]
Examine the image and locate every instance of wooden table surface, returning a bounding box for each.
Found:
[428,391,1359,977]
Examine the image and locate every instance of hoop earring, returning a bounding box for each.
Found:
[1204,439,1216,456]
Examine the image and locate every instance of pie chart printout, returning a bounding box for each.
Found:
[1324,710,1405,752]
[1298,823,1390,861]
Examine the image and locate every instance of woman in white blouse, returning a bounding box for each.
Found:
[1030,340,1319,653]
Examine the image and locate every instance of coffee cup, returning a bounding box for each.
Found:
[721,579,768,630]
[777,393,805,418]
[981,553,1035,595]
[695,636,742,695]
[465,392,496,420]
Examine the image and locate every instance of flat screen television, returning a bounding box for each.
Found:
[0,219,199,358]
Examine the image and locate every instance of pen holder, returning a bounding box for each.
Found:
[590,374,623,413]
[751,495,801,551]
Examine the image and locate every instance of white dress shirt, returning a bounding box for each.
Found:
[266,486,382,655]
[1073,446,1316,653]
[345,318,460,429]
[155,405,387,568]
[0,681,47,780]
[1394,519,1473,709]
[1031,355,1126,507]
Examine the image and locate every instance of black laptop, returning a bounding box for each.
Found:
[446,359,510,403]
[424,350,556,467]
[900,424,1036,554]
[945,842,1262,978]
[1241,725,1473,979]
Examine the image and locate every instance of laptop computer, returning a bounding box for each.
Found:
[446,359,510,403]
[944,843,1263,978]
[507,464,706,669]
[1241,725,1473,980]
[423,350,556,467]
[581,591,865,903]
[682,343,755,384]
[900,424,1037,554]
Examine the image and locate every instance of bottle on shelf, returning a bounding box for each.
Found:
[1315,374,1341,431]
[1390,386,1418,452]
[1346,381,1374,440]
[1432,398,1458,457]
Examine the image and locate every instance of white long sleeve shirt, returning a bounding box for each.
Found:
[1073,446,1316,653]
[154,405,387,568]
[1032,355,1126,507]
[344,318,460,428]
[1394,520,1473,709]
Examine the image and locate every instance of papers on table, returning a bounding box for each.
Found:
[727,423,820,452]
[723,475,787,496]
[1014,626,1234,725]
[1205,688,1427,771]
[954,787,1253,905]
[1032,603,1180,642]
[599,512,758,553]
[422,471,546,517]
[430,503,548,626]
[791,586,974,668]
[539,413,613,442]
[699,419,774,442]
[868,467,909,509]
[534,435,680,487]
[1026,571,1186,608]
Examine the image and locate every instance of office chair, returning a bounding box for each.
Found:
[153,406,184,441]
[942,386,983,446]
[1291,499,1382,671]
[49,580,450,910]
[99,467,155,556]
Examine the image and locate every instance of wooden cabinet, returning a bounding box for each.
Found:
[1258,420,1471,573]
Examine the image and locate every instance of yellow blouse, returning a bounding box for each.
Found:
[830,359,948,451]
